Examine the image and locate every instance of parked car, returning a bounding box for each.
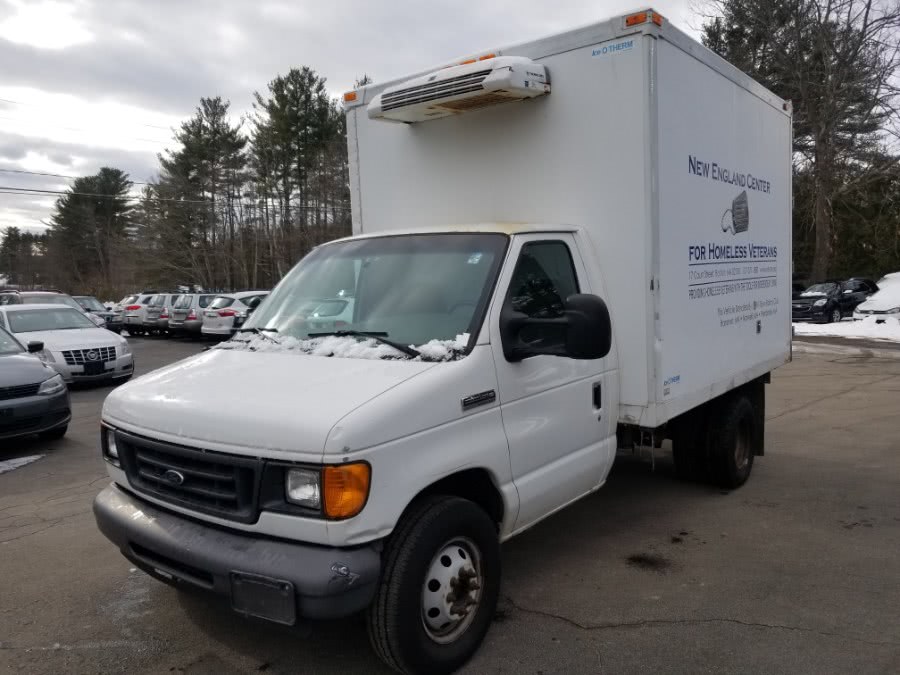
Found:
[0,304,134,384]
[167,293,217,337]
[853,272,900,321]
[303,297,355,333]
[123,293,156,336]
[0,290,107,328]
[201,291,269,338]
[143,293,182,335]
[791,280,874,323]
[0,325,70,441]
[73,295,124,334]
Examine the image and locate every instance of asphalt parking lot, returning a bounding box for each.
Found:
[1,338,899,674]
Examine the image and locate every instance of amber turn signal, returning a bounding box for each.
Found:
[323,463,371,519]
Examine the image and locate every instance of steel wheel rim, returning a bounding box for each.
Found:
[421,537,483,644]
[735,418,751,471]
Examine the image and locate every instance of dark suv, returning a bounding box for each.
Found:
[0,326,70,442]
[791,280,876,323]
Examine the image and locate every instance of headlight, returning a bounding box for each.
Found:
[887,307,900,314]
[119,341,132,357]
[285,468,321,508]
[813,299,827,307]
[102,426,120,464]
[38,349,55,364]
[37,373,66,396]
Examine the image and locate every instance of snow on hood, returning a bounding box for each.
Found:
[799,291,827,298]
[13,327,124,351]
[856,286,900,312]
[103,348,438,455]
[217,332,470,362]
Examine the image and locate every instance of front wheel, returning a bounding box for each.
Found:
[368,496,500,675]
[828,307,841,323]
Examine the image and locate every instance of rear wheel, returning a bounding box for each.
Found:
[708,394,757,489]
[368,496,500,675]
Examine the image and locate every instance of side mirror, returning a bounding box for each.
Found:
[500,293,612,362]
[27,341,44,353]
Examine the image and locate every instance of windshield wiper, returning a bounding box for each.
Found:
[307,330,420,358]
[234,327,280,343]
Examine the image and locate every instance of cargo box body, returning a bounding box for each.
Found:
[346,13,792,428]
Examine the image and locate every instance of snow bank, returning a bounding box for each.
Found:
[220,332,471,362]
[793,316,900,342]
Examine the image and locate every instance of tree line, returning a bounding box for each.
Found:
[2,2,899,295]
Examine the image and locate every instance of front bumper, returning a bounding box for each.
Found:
[0,390,70,441]
[93,484,381,623]
[51,355,134,383]
[791,306,828,322]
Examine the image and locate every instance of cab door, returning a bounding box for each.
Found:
[489,234,617,533]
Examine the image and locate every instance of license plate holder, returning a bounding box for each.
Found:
[83,361,105,376]
[230,573,296,625]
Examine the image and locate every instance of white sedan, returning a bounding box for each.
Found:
[0,304,134,384]
[201,291,269,337]
[853,272,900,321]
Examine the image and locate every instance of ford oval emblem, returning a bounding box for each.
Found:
[162,469,185,486]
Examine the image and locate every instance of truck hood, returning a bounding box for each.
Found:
[103,349,437,456]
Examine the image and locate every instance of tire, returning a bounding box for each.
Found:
[708,394,757,489]
[367,496,501,675]
[40,424,67,440]
[827,307,841,323]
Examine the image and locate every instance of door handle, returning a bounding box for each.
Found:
[592,383,602,409]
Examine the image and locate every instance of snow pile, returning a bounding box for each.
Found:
[0,454,44,475]
[794,316,900,342]
[220,332,471,362]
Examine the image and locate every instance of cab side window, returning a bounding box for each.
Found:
[505,241,579,318]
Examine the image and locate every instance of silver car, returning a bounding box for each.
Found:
[167,294,217,337]
[144,294,182,335]
[0,304,134,384]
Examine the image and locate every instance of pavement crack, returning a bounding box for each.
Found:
[504,597,900,647]
[767,373,898,422]
[0,520,63,544]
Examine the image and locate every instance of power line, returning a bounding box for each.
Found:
[0,96,174,131]
[0,167,154,186]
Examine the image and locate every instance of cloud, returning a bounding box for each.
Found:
[1,0,698,233]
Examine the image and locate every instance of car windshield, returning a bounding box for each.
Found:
[7,308,97,333]
[76,296,105,312]
[245,233,508,349]
[25,294,83,310]
[803,283,837,295]
[0,326,23,355]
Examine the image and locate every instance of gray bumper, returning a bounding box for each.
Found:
[93,484,381,622]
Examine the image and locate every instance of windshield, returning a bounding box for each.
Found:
[75,296,105,312]
[25,294,83,310]
[803,283,837,295]
[7,308,97,333]
[245,233,508,349]
[0,326,23,355]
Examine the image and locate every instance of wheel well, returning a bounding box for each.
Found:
[412,469,505,528]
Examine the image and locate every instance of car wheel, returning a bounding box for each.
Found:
[39,425,68,440]
[828,307,841,323]
[708,394,757,489]
[368,496,501,675]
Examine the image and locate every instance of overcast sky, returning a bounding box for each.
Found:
[0,0,697,234]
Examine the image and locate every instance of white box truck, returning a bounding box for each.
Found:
[94,9,791,674]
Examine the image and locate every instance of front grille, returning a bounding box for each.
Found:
[0,383,40,401]
[382,69,492,111]
[62,346,116,365]
[117,431,261,523]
